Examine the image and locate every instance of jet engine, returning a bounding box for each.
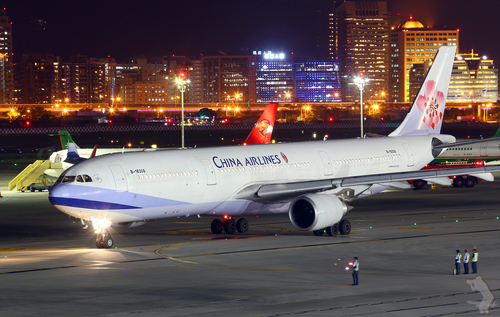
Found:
[288,194,348,231]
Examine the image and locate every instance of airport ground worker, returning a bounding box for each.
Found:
[352,257,359,285]
[455,250,461,275]
[464,249,470,274]
[472,248,478,273]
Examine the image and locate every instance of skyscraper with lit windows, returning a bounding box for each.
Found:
[330,1,390,102]
[448,51,498,102]
[0,8,14,104]
[389,18,459,102]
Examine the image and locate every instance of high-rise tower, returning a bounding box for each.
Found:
[0,8,14,104]
[330,1,390,102]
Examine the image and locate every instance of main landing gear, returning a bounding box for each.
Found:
[211,217,249,235]
[313,219,351,237]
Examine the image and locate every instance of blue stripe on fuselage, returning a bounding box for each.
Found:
[49,196,141,210]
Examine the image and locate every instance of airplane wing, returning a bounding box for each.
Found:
[233,165,500,201]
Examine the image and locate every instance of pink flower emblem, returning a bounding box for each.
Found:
[416,80,445,129]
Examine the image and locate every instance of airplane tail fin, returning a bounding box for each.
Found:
[492,127,500,138]
[389,46,456,137]
[59,130,77,150]
[244,103,278,145]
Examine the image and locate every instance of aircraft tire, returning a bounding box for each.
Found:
[339,219,351,235]
[104,236,114,249]
[313,230,324,236]
[236,218,249,233]
[413,179,426,189]
[464,177,476,188]
[326,224,339,236]
[224,219,236,234]
[211,219,223,234]
[453,177,464,188]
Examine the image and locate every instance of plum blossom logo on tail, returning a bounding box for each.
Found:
[417,80,445,129]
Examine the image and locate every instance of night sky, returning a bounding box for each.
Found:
[4,0,500,63]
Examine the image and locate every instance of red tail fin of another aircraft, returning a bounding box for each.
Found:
[244,103,278,145]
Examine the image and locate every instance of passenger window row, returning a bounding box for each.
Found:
[217,162,311,173]
[333,154,401,165]
[135,171,199,180]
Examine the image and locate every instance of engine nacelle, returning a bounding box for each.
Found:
[288,194,348,231]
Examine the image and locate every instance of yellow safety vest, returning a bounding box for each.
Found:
[472,252,478,262]
[353,261,359,271]
[464,253,470,263]
[456,253,461,263]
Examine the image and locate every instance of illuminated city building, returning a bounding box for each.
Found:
[294,58,341,102]
[201,56,255,103]
[89,57,116,103]
[16,54,58,104]
[330,1,390,102]
[389,18,459,102]
[135,82,166,104]
[448,51,498,102]
[0,8,14,103]
[255,53,293,103]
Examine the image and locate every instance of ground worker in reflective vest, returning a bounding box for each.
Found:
[455,250,461,275]
[463,249,470,274]
[472,248,478,273]
[352,257,359,285]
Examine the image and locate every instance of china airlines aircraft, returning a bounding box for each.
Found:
[48,46,500,249]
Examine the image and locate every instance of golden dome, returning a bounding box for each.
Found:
[397,19,425,29]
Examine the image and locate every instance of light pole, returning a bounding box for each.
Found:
[176,75,190,149]
[354,73,369,138]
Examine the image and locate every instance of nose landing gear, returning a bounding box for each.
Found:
[92,219,114,249]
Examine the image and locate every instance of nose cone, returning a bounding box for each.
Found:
[48,183,70,208]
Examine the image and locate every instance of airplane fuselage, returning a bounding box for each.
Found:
[49,135,445,223]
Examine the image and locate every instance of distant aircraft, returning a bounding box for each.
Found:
[44,131,144,177]
[409,128,500,188]
[49,46,500,249]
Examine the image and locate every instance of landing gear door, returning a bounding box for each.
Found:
[318,151,333,176]
[402,143,414,167]
[201,159,217,185]
[109,165,128,192]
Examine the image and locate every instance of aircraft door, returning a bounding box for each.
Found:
[402,143,414,167]
[109,165,128,192]
[200,159,217,185]
[480,143,488,157]
[318,151,333,176]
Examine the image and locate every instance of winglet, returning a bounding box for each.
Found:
[389,46,456,137]
[244,103,278,145]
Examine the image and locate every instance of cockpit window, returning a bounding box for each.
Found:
[63,176,76,183]
[76,175,84,182]
[82,174,93,182]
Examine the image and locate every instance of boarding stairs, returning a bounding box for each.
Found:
[8,160,62,192]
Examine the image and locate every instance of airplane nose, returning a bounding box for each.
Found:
[48,183,69,206]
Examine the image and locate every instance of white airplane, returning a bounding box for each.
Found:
[48,46,500,249]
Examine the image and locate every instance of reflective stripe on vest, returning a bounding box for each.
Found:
[464,253,470,262]
[456,253,461,263]
[473,252,478,262]
[353,261,359,271]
